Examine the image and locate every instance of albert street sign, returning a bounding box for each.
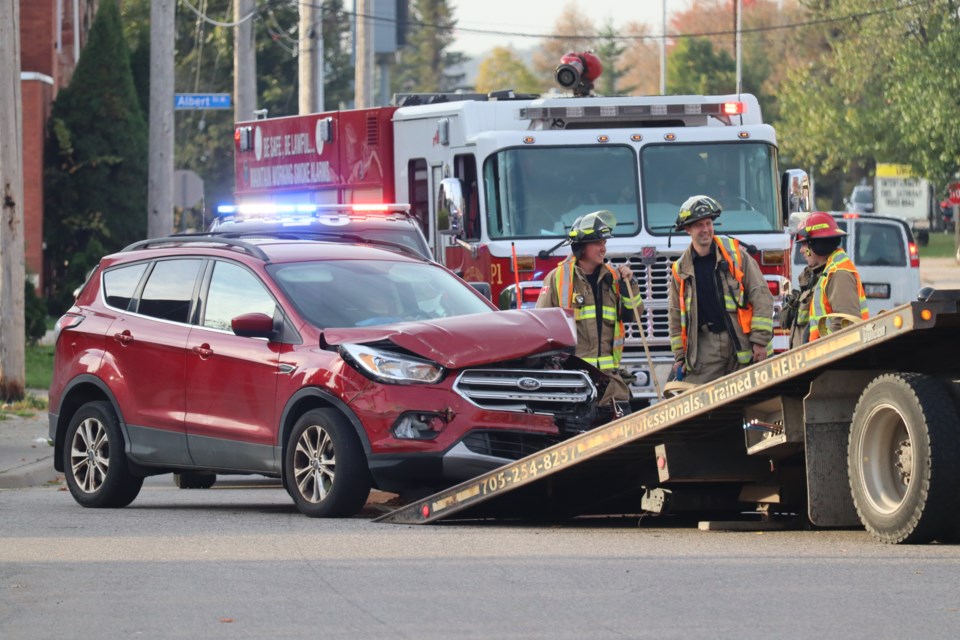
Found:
[174,93,232,110]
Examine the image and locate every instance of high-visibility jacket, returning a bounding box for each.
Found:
[536,256,641,371]
[669,236,774,369]
[807,248,868,341]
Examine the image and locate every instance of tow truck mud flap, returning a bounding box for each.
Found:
[804,371,880,527]
[375,300,957,526]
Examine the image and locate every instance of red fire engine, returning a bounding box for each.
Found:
[231,53,811,402]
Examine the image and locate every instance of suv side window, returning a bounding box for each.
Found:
[137,259,203,323]
[855,221,906,266]
[103,263,148,311]
[203,261,277,331]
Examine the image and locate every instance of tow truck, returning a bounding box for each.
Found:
[377,290,960,545]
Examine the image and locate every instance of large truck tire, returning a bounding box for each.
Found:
[848,373,960,544]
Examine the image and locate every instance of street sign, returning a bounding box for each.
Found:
[875,163,930,222]
[174,93,231,110]
[174,169,204,209]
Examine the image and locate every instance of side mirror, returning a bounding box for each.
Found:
[232,312,277,339]
[436,178,465,237]
[781,169,811,224]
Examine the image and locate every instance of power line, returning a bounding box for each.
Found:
[179,0,942,44]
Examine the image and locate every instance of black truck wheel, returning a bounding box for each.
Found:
[63,401,144,508]
[848,373,960,544]
[285,409,371,518]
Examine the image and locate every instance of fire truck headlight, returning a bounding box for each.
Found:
[340,343,443,384]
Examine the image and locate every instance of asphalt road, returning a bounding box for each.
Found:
[3,478,960,639]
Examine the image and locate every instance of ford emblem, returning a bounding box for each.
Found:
[517,377,542,391]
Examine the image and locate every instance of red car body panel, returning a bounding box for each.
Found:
[320,308,577,369]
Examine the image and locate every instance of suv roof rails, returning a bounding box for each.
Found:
[121,236,270,262]
[176,230,431,261]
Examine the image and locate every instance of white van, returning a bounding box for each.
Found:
[791,212,921,317]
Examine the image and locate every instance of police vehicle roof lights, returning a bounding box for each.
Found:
[216,202,411,221]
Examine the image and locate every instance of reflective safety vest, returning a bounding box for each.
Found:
[671,236,772,365]
[808,249,869,341]
[553,256,638,370]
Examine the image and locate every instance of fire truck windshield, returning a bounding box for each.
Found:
[642,142,780,235]
[483,146,641,240]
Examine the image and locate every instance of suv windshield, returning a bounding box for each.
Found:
[269,259,494,328]
[642,142,780,234]
[483,146,641,239]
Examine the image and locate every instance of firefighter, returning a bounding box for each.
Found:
[536,210,642,417]
[668,195,774,384]
[780,212,868,347]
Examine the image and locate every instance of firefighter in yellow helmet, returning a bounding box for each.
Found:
[668,195,774,384]
[536,210,642,418]
[780,212,868,347]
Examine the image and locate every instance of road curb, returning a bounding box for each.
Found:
[0,454,61,489]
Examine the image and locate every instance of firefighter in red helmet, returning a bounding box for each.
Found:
[780,212,868,347]
[536,211,641,423]
[668,195,774,384]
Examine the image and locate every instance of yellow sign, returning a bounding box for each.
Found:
[875,163,914,178]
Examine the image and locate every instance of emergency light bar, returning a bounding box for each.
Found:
[216,203,411,219]
[520,101,745,121]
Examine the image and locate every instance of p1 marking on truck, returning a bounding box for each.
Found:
[232,52,812,403]
[376,292,960,545]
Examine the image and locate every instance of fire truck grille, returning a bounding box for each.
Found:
[607,253,680,350]
[453,369,596,412]
[461,431,561,461]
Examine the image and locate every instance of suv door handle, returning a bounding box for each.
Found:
[114,330,133,345]
[192,344,213,359]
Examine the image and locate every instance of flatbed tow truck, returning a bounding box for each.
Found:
[377,290,960,544]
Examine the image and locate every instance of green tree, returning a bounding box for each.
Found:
[667,37,736,95]
[475,47,541,94]
[44,0,147,312]
[594,22,627,96]
[778,0,960,190]
[394,0,468,93]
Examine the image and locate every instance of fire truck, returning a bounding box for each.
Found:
[232,53,812,403]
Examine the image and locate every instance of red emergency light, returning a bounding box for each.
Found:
[722,102,745,116]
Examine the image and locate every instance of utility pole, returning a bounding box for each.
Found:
[735,0,742,94]
[660,0,667,95]
[355,0,373,108]
[299,0,324,113]
[148,0,175,238]
[0,0,26,400]
[235,0,257,121]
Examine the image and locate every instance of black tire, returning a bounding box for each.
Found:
[62,400,143,508]
[848,373,960,544]
[285,409,371,518]
[174,472,217,489]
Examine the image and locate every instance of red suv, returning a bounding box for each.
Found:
[49,237,599,517]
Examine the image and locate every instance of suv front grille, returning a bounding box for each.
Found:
[607,253,680,352]
[453,369,596,413]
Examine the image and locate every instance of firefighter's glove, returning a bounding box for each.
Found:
[668,360,685,382]
[779,289,801,330]
[618,368,637,385]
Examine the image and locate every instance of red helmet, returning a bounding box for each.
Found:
[794,212,847,243]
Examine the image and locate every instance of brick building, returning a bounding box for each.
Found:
[20,0,97,292]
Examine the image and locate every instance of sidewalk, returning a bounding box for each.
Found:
[0,391,60,490]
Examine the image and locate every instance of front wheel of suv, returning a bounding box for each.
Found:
[285,409,371,518]
[63,401,143,508]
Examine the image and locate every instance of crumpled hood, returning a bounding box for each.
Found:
[322,308,577,368]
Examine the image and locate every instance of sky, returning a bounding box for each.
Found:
[450,0,694,57]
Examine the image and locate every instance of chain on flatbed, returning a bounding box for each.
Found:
[375,297,959,525]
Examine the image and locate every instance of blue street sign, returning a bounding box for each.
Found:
[174,93,232,110]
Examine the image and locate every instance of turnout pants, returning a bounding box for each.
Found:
[684,328,740,384]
